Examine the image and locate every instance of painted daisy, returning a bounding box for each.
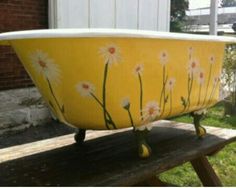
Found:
[166,78,176,92]
[133,64,144,76]
[121,97,130,110]
[213,75,221,86]
[209,55,215,64]
[194,109,207,115]
[135,124,153,131]
[159,50,169,66]
[197,69,205,85]
[142,101,160,123]
[188,46,194,57]
[188,58,199,76]
[76,81,95,97]
[30,50,61,84]
[99,44,121,65]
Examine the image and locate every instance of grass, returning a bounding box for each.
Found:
[159,102,236,186]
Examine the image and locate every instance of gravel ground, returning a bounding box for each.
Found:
[0,120,75,149]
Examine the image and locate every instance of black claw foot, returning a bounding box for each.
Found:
[74,129,86,145]
[134,129,152,158]
[191,110,207,138]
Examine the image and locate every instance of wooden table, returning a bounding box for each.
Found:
[0,120,236,186]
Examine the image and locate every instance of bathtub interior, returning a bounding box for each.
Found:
[2,37,226,130]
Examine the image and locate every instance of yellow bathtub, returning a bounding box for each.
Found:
[1,29,235,157]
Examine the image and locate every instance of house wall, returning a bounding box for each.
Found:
[49,0,170,31]
[0,0,48,90]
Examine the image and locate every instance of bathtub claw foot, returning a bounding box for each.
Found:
[74,129,86,145]
[134,129,152,158]
[191,110,207,138]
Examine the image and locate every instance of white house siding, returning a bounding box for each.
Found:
[49,0,170,32]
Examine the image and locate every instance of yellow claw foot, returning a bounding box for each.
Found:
[74,129,86,145]
[134,129,152,159]
[196,126,206,138]
[191,110,207,139]
[139,143,152,158]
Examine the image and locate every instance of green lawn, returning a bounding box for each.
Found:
[159,103,236,186]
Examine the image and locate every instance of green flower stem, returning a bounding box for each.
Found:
[102,62,109,129]
[46,78,64,114]
[48,100,56,114]
[207,81,219,106]
[197,85,202,106]
[207,86,216,106]
[167,91,172,117]
[138,73,143,120]
[181,74,191,112]
[160,66,168,117]
[187,72,194,110]
[90,92,116,129]
[127,108,135,129]
[160,66,166,108]
[203,64,212,106]
[102,62,116,129]
[187,74,191,97]
[162,77,168,116]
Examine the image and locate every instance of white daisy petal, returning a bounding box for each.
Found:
[121,97,130,109]
[197,68,205,85]
[76,81,95,97]
[142,101,160,123]
[213,75,221,86]
[166,78,176,91]
[135,125,146,131]
[29,50,61,84]
[159,50,169,66]
[188,46,194,56]
[188,58,199,76]
[209,55,215,64]
[194,109,207,115]
[133,64,144,76]
[99,44,121,65]
[135,124,153,131]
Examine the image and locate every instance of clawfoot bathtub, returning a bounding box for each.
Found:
[1,29,236,158]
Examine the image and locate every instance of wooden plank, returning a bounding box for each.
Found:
[0,120,235,186]
[191,155,222,186]
[0,128,130,163]
[139,0,158,30]
[116,0,138,29]
[90,0,115,28]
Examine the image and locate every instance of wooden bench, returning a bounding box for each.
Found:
[0,120,236,186]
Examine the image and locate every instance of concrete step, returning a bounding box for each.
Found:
[0,87,51,135]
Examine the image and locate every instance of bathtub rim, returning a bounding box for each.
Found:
[0,29,236,44]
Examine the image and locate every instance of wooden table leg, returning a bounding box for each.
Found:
[191,155,222,186]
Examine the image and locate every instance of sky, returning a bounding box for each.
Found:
[189,0,222,9]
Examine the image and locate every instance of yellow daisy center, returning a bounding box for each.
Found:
[38,59,47,68]
[108,47,115,54]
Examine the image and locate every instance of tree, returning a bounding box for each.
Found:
[170,0,189,32]
[221,0,236,7]
[222,45,236,115]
